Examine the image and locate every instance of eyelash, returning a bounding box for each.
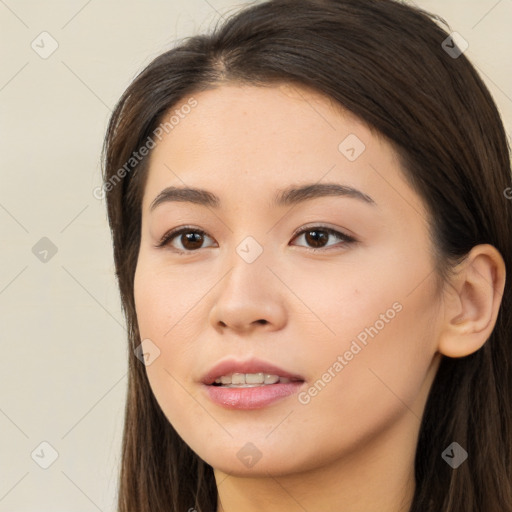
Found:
[154,224,357,254]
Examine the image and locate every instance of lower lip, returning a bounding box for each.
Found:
[204,382,304,409]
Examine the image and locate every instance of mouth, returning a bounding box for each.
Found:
[210,372,302,388]
[200,359,305,409]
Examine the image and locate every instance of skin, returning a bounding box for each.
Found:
[133,83,506,512]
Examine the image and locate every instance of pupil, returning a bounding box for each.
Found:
[305,230,327,248]
[183,232,203,250]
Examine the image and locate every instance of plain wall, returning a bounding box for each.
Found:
[0,0,511,510]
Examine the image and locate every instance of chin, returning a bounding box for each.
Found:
[196,443,317,478]
[209,458,298,478]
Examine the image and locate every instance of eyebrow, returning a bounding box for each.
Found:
[149,182,375,212]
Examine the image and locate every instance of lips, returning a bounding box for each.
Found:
[201,358,306,410]
[200,358,305,386]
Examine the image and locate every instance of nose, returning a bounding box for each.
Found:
[209,253,288,335]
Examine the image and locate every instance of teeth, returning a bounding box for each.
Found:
[246,372,264,384]
[213,373,292,386]
[264,374,279,384]
[232,373,245,385]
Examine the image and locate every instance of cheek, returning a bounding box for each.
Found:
[134,257,203,340]
[298,241,439,371]
[286,297,438,475]
[306,269,438,418]
[133,260,208,425]
[280,253,439,445]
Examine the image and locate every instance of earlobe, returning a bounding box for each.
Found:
[437,244,506,358]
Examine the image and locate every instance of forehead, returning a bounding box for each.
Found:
[140,83,425,222]
[146,84,367,174]
[151,82,373,158]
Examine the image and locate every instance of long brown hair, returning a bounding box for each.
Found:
[101,0,512,510]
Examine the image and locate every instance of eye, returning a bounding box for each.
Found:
[290,225,356,251]
[155,224,356,254]
[155,226,216,253]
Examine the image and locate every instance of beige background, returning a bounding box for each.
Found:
[0,0,510,510]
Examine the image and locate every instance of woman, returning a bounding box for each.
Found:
[101,0,512,510]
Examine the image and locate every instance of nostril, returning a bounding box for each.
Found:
[217,319,267,328]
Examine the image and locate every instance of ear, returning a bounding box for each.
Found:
[437,244,506,358]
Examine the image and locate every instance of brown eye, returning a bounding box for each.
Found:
[179,231,205,250]
[291,226,356,251]
[156,227,216,252]
[303,229,329,248]
[156,225,356,254]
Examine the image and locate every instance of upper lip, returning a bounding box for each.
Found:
[201,358,305,385]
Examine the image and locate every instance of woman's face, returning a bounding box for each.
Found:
[134,83,443,477]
